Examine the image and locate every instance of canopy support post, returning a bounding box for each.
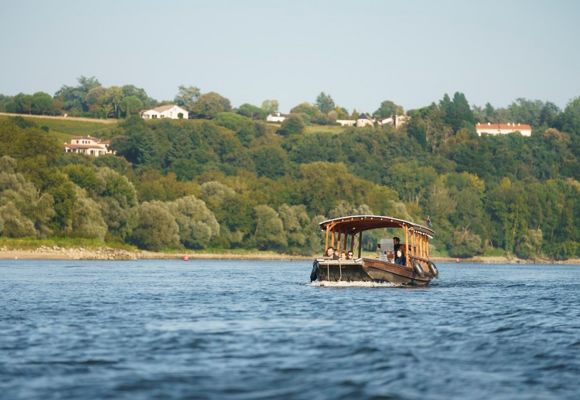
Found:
[358,231,363,259]
[350,233,355,253]
[404,225,409,264]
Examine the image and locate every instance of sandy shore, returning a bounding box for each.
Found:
[0,246,578,264]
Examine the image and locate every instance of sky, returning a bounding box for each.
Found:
[1,0,579,113]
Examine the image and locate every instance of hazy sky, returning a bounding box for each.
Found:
[1,0,579,112]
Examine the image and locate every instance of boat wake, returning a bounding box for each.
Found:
[308,280,400,288]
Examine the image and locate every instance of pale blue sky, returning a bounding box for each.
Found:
[1,0,579,112]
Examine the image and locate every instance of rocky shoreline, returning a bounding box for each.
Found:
[0,246,140,260]
[0,246,310,261]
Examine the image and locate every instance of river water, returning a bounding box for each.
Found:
[0,260,579,400]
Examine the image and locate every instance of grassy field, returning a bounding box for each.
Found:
[265,121,347,135]
[3,113,347,142]
[304,124,346,135]
[0,114,118,143]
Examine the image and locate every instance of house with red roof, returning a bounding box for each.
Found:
[64,136,114,157]
[476,122,532,137]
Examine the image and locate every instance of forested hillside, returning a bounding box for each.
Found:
[0,88,578,259]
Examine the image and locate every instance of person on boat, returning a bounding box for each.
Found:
[324,247,339,259]
[324,247,334,258]
[340,251,347,260]
[346,251,354,260]
[393,237,401,252]
[393,237,406,265]
[395,250,406,266]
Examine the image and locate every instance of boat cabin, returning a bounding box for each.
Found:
[312,215,437,285]
[319,215,434,264]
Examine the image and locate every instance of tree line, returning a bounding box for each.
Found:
[0,87,578,259]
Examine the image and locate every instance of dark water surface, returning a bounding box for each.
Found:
[1,260,579,400]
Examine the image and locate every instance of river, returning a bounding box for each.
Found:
[1,260,579,399]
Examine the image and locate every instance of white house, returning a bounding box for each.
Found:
[356,113,375,127]
[64,136,114,157]
[266,112,288,123]
[476,122,532,137]
[336,119,357,127]
[380,115,409,128]
[141,104,189,120]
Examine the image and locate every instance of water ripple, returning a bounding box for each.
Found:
[0,260,579,399]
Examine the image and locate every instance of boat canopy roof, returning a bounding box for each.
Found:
[319,215,435,238]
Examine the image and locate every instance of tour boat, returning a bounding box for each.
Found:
[310,215,438,286]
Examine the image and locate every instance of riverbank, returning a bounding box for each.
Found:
[0,246,310,261]
[0,246,578,264]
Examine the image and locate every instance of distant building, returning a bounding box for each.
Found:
[380,115,409,128]
[64,136,113,157]
[356,113,375,127]
[336,114,408,128]
[266,112,288,123]
[476,122,532,137]
[141,104,189,120]
[336,119,357,127]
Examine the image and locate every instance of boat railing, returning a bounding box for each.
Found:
[316,258,363,265]
[409,255,430,263]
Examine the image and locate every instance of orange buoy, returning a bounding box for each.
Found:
[182,255,189,261]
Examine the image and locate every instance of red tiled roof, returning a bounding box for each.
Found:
[71,135,99,140]
[476,123,532,130]
[65,144,109,149]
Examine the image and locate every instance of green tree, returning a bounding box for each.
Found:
[169,195,219,249]
[199,181,254,247]
[0,202,36,237]
[562,97,580,136]
[71,189,107,240]
[112,117,159,166]
[237,103,267,120]
[486,178,528,253]
[440,92,475,132]
[290,102,319,123]
[277,114,305,136]
[261,99,279,114]
[374,100,404,118]
[214,112,256,146]
[0,168,55,237]
[174,85,201,111]
[11,93,33,114]
[130,201,180,250]
[251,146,289,178]
[191,92,232,118]
[54,76,101,114]
[120,95,143,117]
[448,228,483,258]
[278,204,319,255]
[95,167,138,239]
[515,228,543,259]
[506,98,546,126]
[254,205,287,250]
[122,84,155,109]
[104,86,124,118]
[316,92,335,114]
[31,92,56,115]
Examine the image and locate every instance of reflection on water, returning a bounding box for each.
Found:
[309,280,399,288]
[0,259,579,399]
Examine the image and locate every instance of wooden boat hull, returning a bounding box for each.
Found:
[311,258,434,287]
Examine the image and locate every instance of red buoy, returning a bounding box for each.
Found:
[182,255,189,261]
